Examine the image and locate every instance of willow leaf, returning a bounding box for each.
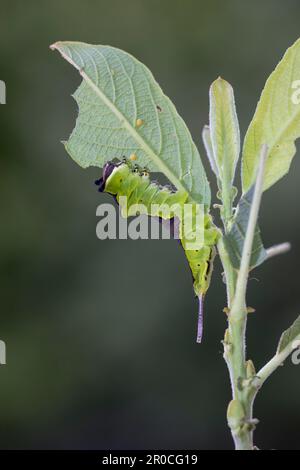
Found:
[223,187,267,270]
[242,38,300,192]
[277,315,300,354]
[51,41,210,206]
[202,125,219,178]
[209,77,240,185]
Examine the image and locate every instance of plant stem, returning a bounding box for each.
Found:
[257,335,300,385]
[219,144,268,450]
[230,145,268,319]
[266,242,291,259]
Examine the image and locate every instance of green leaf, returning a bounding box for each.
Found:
[223,186,267,270]
[277,315,300,354]
[209,77,240,185]
[51,41,210,206]
[202,125,219,178]
[242,38,300,192]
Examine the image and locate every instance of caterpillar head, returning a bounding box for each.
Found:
[95,160,150,195]
[95,161,116,192]
[95,161,130,194]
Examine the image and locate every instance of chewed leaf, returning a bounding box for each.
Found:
[51,41,210,206]
[277,315,300,354]
[242,38,300,192]
[223,187,267,270]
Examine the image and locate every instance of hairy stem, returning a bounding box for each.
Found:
[220,145,268,450]
[257,336,300,385]
[266,242,291,259]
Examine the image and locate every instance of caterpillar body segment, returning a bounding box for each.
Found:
[96,160,220,342]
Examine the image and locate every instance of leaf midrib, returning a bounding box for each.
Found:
[244,58,300,186]
[51,42,194,202]
[267,103,300,156]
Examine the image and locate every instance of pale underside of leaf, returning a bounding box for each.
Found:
[242,38,300,192]
[51,41,210,206]
[277,314,300,354]
[202,125,219,177]
[223,187,267,270]
[209,77,240,184]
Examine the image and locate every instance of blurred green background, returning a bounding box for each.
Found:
[1,0,300,450]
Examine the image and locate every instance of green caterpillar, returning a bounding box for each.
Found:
[96,160,219,342]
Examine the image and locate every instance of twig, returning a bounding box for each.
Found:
[222,144,268,450]
[266,242,291,259]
